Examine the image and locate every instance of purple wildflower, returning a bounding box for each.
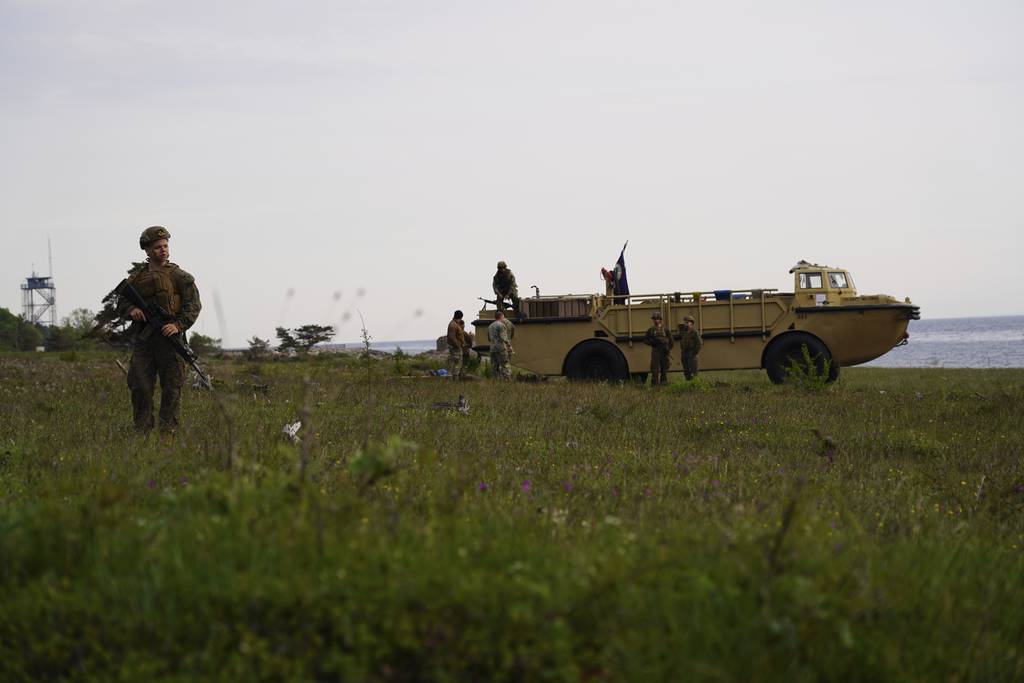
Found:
[147,479,157,489]
[478,482,488,492]
[521,480,531,494]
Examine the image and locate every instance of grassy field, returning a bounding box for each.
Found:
[1,351,1022,682]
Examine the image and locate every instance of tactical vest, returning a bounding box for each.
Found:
[647,327,672,351]
[129,264,183,315]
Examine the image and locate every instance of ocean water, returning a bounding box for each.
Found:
[864,315,1024,369]
[342,316,1024,369]
[330,339,438,354]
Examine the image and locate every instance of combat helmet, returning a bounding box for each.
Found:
[139,226,171,249]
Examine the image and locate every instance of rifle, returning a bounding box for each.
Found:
[478,296,513,310]
[113,278,213,390]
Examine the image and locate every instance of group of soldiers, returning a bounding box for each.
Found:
[118,234,701,436]
[118,233,525,436]
[643,311,703,386]
[445,261,518,381]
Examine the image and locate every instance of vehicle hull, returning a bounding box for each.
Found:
[473,297,917,378]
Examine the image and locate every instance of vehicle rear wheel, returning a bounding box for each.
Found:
[765,333,840,384]
[565,341,629,382]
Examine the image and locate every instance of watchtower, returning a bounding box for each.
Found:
[21,273,57,326]
[21,240,57,326]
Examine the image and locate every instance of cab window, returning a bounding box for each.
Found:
[828,272,848,288]
[799,272,823,289]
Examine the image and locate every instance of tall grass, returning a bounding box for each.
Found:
[1,352,1022,681]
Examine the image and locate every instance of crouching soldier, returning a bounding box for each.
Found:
[644,312,673,386]
[118,226,202,434]
[492,261,520,312]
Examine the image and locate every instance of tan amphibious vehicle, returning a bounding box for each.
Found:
[473,261,920,383]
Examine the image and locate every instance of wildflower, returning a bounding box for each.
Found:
[521,480,531,494]
[564,481,573,492]
[478,482,488,492]
[147,479,156,489]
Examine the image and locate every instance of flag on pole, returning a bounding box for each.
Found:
[613,242,630,296]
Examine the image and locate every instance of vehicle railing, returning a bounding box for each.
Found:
[594,288,782,345]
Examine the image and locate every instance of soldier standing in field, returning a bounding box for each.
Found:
[488,310,514,380]
[118,226,202,434]
[643,312,673,386]
[446,310,469,379]
[679,315,703,381]
[492,261,520,312]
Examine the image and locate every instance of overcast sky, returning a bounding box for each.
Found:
[2,0,1021,346]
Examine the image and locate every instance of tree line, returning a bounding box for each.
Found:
[0,306,336,356]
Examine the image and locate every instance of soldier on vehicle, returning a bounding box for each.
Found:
[679,315,703,380]
[600,268,615,297]
[118,226,202,434]
[643,311,673,386]
[447,310,469,379]
[488,310,514,380]
[492,261,520,312]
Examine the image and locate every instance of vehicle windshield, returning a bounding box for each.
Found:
[799,272,823,289]
[828,272,849,288]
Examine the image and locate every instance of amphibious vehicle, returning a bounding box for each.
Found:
[472,261,919,383]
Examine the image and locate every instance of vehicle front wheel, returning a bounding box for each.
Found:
[764,333,840,384]
[565,341,629,382]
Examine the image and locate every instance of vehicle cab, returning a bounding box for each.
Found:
[790,260,856,307]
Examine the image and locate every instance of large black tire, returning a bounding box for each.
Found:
[764,333,840,384]
[565,341,629,382]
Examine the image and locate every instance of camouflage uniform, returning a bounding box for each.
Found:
[118,231,201,433]
[447,318,467,379]
[679,319,703,380]
[488,317,514,380]
[492,262,520,311]
[643,318,673,385]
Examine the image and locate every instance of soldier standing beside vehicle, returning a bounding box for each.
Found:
[492,261,520,312]
[118,226,202,434]
[679,315,703,381]
[488,310,514,380]
[643,312,673,386]
[447,310,468,379]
